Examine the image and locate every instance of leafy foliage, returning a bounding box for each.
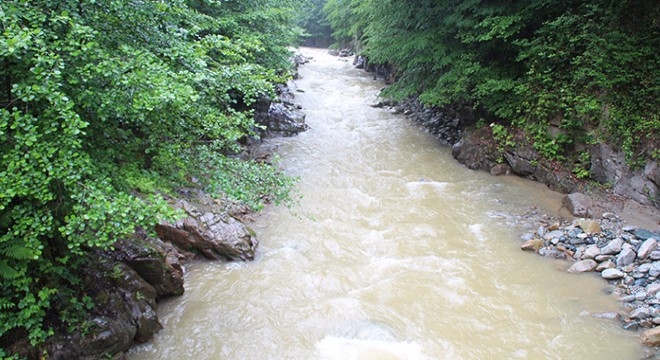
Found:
[321,0,659,168]
[0,0,304,352]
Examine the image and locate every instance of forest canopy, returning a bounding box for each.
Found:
[0,0,309,351]
[320,0,659,166]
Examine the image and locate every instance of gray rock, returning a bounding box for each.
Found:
[638,238,658,260]
[619,295,636,302]
[568,259,598,273]
[651,251,660,260]
[622,225,636,232]
[582,245,601,259]
[544,230,565,240]
[602,268,625,279]
[617,248,637,267]
[156,201,259,261]
[646,283,660,296]
[595,254,615,262]
[563,193,592,217]
[636,291,648,301]
[630,307,652,319]
[596,260,616,272]
[601,238,624,255]
[503,151,538,176]
[636,229,660,241]
[591,312,620,320]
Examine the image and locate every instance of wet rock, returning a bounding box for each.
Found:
[156,200,258,261]
[575,219,601,234]
[591,312,620,320]
[642,327,660,346]
[596,260,616,272]
[563,193,592,217]
[630,307,651,319]
[544,230,564,240]
[568,259,598,273]
[256,102,309,137]
[111,238,185,298]
[503,151,537,176]
[636,229,660,241]
[602,268,625,280]
[521,239,544,252]
[638,238,658,260]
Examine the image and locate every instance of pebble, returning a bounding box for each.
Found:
[636,291,648,301]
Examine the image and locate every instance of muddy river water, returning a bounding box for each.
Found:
[129,48,642,359]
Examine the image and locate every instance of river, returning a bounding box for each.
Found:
[128,47,642,359]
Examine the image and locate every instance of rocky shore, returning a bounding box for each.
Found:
[7,77,310,359]
[519,212,660,346]
[354,50,660,352]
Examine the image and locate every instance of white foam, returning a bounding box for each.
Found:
[315,336,430,360]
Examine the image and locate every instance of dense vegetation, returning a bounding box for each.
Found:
[0,0,308,354]
[321,0,659,171]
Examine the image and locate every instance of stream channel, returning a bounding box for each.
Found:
[129,48,643,359]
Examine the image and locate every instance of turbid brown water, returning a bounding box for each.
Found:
[128,48,642,359]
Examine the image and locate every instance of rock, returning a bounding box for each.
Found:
[582,245,601,259]
[620,295,636,302]
[641,327,660,346]
[595,254,614,262]
[503,151,537,176]
[112,238,185,298]
[543,230,565,240]
[601,238,624,255]
[563,193,592,217]
[638,238,658,260]
[616,248,637,267]
[635,291,648,301]
[590,312,620,320]
[636,229,660,241]
[521,239,544,252]
[630,307,651,319]
[602,268,625,279]
[651,251,660,260]
[646,283,660,297]
[575,219,601,234]
[596,260,616,272]
[156,201,259,261]
[568,259,598,273]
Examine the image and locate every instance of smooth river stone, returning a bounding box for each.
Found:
[638,238,658,260]
[568,259,598,273]
[601,238,624,255]
[602,268,625,280]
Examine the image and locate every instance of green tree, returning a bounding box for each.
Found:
[0,0,305,352]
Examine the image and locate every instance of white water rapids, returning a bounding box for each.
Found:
[128,48,642,359]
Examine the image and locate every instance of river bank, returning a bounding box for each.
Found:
[355,50,660,352]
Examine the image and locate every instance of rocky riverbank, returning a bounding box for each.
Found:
[352,50,660,352]
[518,212,660,348]
[5,77,309,359]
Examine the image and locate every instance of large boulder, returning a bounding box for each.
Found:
[156,200,259,261]
[563,193,592,217]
